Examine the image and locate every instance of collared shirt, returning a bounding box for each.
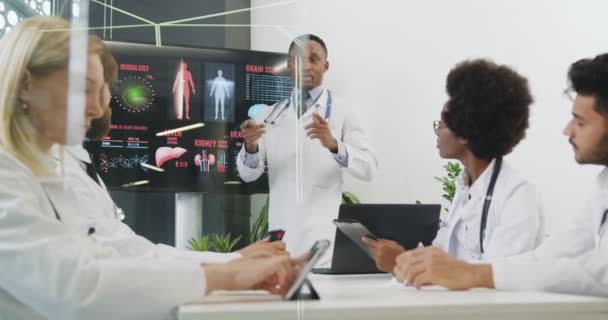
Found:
[242,86,349,168]
[305,85,325,109]
[493,168,608,297]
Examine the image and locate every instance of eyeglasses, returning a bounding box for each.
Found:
[433,120,446,132]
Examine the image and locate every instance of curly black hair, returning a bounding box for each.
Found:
[443,59,533,160]
[568,53,608,116]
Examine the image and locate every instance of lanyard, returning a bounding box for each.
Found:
[479,157,503,254]
[84,156,126,221]
[263,89,332,125]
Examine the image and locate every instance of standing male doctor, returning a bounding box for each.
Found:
[237,34,378,263]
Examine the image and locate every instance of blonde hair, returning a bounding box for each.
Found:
[0,16,71,176]
[0,17,110,176]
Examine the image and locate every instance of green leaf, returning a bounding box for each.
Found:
[187,235,212,251]
[435,161,462,204]
[228,235,242,252]
[249,191,361,245]
[249,197,269,244]
[211,233,243,253]
[342,191,361,204]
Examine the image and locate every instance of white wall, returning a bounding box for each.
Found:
[251,0,608,232]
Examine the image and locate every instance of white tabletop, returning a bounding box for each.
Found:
[178,274,608,320]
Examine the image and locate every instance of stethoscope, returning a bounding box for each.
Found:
[91,172,126,221]
[45,154,126,237]
[439,158,503,253]
[45,186,125,236]
[263,89,332,125]
[42,183,98,236]
[478,157,502,254]
[112,202,126,220]
[595,209,608,248]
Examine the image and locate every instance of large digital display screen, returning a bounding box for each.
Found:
[86,42,293,193]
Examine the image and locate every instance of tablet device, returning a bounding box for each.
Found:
[284,239,330,300]
[333,218,377,258]
[192,240,330,304]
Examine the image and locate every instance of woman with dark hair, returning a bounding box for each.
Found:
[366,59,545,272]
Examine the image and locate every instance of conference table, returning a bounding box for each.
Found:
[178,273,608,320]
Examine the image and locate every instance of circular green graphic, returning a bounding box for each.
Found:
[114,76,155,113]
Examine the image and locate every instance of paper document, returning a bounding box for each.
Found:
[188,290,282,304]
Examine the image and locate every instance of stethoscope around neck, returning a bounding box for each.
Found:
[263,89,332,125]
[439,158,503,255]
[448,157,501,255]
[42,155,126,238]
[596,209,608,248]
[44,183,125,217]
[478,157,503,254]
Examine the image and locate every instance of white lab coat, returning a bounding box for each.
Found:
[0,147,206,320]
[433,159,545,261]
[236,88,377,262]
[492,168,608,297]
[58,145,241,264]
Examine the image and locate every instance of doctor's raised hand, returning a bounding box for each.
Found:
[305,112,338,152]
[240,119,266,153]
[393,246,493,290]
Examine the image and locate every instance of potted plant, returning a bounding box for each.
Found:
[248,192,361,244]
[187,235,212,251]
[210,233,242,253]
[434,161,462,211]
[249,197,269,244]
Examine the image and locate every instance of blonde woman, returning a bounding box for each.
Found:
[0,17,300,320]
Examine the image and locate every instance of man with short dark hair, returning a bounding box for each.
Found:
[393,54,608,297]
[237,34,378,263]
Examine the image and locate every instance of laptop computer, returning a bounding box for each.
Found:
[312,203,441,274]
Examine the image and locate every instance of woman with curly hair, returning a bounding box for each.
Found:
[366,59,545,272]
